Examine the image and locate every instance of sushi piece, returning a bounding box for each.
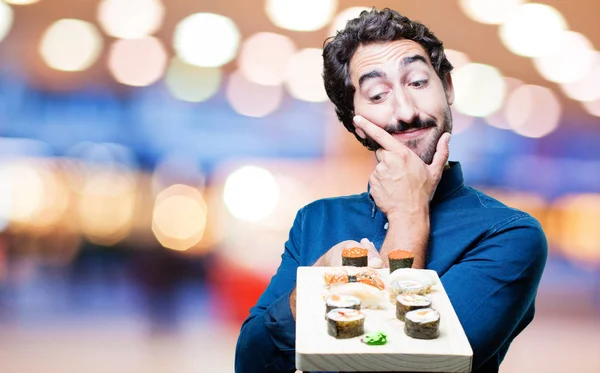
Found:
[396,294,431,321]
[388,268,437,293]
[388,280,428,303]
[342,247,368,267]
[388,250,415,272]
[327,308,365,339]
[325,294,361,315]
[329,282,389,310]
[324,267,385,290]
[404,308,440,340]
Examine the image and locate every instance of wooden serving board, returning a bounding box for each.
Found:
[295,267,472,372]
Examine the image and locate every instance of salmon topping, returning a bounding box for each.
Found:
[388,249,414,260]
[342,247,368,258]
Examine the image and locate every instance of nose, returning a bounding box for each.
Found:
[392,88,419,124]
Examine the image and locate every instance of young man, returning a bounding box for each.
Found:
[235,8,547,373]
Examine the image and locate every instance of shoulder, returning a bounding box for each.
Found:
[462,187,547,262]
[435,185,547,257]
[300,192,371,215]
[441,185,541,225]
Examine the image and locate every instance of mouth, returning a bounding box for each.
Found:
[390,126,432,140]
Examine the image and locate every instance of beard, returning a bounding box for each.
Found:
[360,105,453,165]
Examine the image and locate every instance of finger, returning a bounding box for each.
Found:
[429,132,451,176]
[375,148,383,163]
[359,238,374,250]
[356,128,366,140]
[360,238,384,269]
[353,115,403,151]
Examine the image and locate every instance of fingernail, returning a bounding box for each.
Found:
[356,128,366,139]
[353,115,362,125]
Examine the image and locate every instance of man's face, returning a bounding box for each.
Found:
[349,39,454,165]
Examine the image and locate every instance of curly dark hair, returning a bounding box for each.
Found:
[322,8,454,149]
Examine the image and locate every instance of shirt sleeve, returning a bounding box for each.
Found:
[234,208,304,373]
[440,214,548,371]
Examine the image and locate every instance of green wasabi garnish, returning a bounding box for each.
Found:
[361,331,387,345]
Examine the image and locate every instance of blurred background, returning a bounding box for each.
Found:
[0,0,598,372]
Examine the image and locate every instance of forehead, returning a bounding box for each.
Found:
[349,39,431,80]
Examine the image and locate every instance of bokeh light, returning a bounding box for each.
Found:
[39,19,103,72]
[328,7,369,36]
[505,84,561,138]
[266,0,337,32]
[0,1,13,44]
[76,167,137,245]
[285,48,328,102]
[108,37,167,87]
[173,13,240,67]
[3,0,39,4]
[223,166,279,222]
[459,0,524,25]
[453,63,506,117]
[582,99,600,118]
[533,31,595,84]
[238,32,296,86]
[97,0,164,39]
[560,52,600,102]
[0,160,69,229]
[152,184,208,252]
[553,194,600,264]
[219,170,314,276]
[444,49,470,70]
[485,77,523,130]
[165,58,222,102]
[226,70,283,117]
[499,3,567,58]
[451,107,475,134]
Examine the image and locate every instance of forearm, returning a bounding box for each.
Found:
[381,209,430,269]
[289,287,296,321]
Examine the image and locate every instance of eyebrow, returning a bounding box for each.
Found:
[357,54,429,87]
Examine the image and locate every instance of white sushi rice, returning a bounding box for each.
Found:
[327,308,365,321]
[405,308,440,323]
[326,294,361,309]
[397,294,431,307]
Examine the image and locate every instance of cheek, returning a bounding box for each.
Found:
[354,100,394,128]
[415,89,448,116]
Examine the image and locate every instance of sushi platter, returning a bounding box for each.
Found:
[295,266,473,372]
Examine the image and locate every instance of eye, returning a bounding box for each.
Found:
[369,93,385,102]
[410,79,428,88]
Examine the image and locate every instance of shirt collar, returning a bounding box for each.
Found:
[366,161,464,218]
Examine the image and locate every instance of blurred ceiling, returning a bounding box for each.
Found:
[2,0,600,123]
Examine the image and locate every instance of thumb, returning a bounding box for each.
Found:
[429,132,451,177]
[360,238,383,269]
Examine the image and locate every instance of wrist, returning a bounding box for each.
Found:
[386,207,430,225]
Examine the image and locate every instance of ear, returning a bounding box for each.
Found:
[444,73,454,105]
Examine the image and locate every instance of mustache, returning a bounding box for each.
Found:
[384,117,437,134]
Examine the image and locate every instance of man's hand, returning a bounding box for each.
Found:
[353,115,450,221]
[354,115,450,268]
[313,238,384,268]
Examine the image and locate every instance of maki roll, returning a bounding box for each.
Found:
[325,294,361,315]
[404,308,440,340]
[327,308,365,339]
[342,247,368,267]
[388,280,428,303]
[396,294,431,321]
[388,250,415,272]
